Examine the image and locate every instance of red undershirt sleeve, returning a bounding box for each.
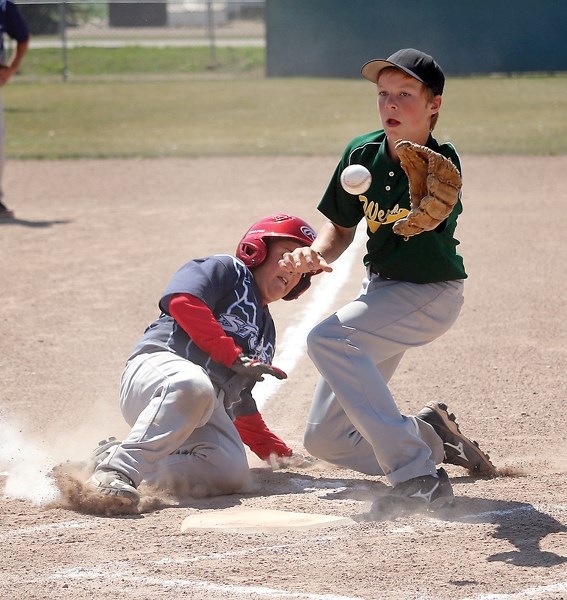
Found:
[168,293,242,368]
[233,413,293,460]
[168,295,291,460]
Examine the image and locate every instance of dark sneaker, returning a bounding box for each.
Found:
[416,401,496,476]
[86,468,140,506]
[388,467,454,509]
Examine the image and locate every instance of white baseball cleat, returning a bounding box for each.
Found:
[86,469,140,507]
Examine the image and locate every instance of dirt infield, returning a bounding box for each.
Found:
[1,156,566,599]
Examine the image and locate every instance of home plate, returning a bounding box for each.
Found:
[180,507,356,533]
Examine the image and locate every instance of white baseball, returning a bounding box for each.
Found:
[340,164,372,195]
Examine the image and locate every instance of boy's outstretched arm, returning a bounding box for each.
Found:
[233,390,315,468]
[279,220,356,274]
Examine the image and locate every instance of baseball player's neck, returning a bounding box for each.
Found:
[387,132,430,161]
[382,116,435,160]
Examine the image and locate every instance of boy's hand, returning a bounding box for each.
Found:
[279,247,332,274]
[269,452,319,470]
[393,140,462,238]
[231,355,287,382]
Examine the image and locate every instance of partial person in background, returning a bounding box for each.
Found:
[0,0,30,220]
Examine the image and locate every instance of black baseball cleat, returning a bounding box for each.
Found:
[0,207,15,220]
[416,401,496,476]
[375,467,454,516]
[370,468,454,519]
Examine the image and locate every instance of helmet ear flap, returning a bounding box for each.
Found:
[237,240,268,268]
[283,273,313,301]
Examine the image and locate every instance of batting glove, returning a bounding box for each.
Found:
[231,354,287,382]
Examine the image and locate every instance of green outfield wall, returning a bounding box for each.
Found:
[266,0,567,77]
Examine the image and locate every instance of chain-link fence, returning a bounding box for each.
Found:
[14,0,265,81]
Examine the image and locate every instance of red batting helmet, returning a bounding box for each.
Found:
[236,214,318,301]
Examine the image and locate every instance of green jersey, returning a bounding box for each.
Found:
[318,130,467,283]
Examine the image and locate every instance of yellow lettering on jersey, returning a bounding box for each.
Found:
[359,195,409,233]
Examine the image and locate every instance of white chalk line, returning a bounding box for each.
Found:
[254,223,367,410]
[458,503,567,522]
[19,564,364,600]
[16,565,567,600]
[153,535,340,565]
[0,518,97,541]
[461,581,567,600]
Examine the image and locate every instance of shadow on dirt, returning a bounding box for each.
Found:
[178,466,386,510]
[0,217,72,228]
[446,496,567,568]
[358,488,567,569]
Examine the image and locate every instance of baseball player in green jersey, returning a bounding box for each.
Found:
[280,48,495,513]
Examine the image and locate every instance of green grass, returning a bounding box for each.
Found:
[6,49,567,158]
[23,46,264,77]
[441,75,567,155]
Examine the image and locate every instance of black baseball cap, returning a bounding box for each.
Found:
[361,48,445,96]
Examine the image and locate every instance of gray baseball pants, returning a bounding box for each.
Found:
[304,272,464,486]
[98,352,250,496]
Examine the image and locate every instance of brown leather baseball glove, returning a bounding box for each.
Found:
[392,140,462,238]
